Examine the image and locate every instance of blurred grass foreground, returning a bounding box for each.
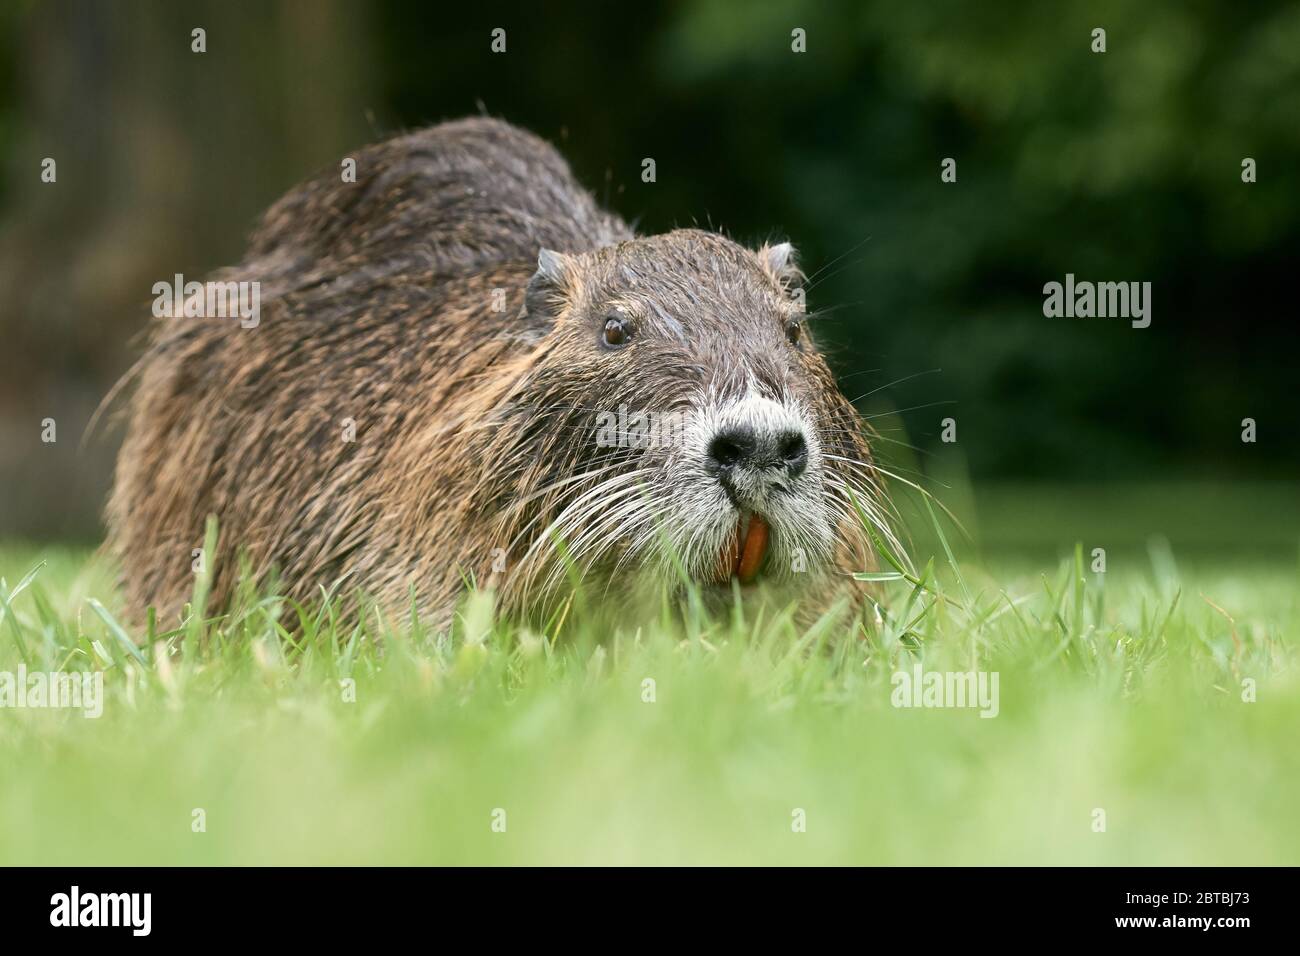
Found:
[0,481,1296,866]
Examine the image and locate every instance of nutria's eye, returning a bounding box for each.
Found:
[786,319,803,346]
[602,314,632,349]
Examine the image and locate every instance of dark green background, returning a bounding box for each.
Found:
[1,0,1296,540]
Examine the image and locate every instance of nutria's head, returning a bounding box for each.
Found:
[486,228,892,611]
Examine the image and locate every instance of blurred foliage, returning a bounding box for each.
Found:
[1,0,1297,539]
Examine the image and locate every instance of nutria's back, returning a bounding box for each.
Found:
[107,117,889,628]
[241,119,631,296]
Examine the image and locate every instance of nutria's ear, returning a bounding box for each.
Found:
[756,241,804,304]
[521,249,575,329]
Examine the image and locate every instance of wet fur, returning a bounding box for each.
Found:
[106,118,889,627]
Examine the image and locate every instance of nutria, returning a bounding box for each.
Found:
[106,117,897,627]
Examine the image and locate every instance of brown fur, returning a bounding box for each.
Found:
[106,118,889,628]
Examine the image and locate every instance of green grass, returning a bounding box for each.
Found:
[0,483,1297,865]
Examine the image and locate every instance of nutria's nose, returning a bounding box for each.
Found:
[707,426,809,480]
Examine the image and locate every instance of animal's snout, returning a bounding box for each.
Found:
[707,425,809,482]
